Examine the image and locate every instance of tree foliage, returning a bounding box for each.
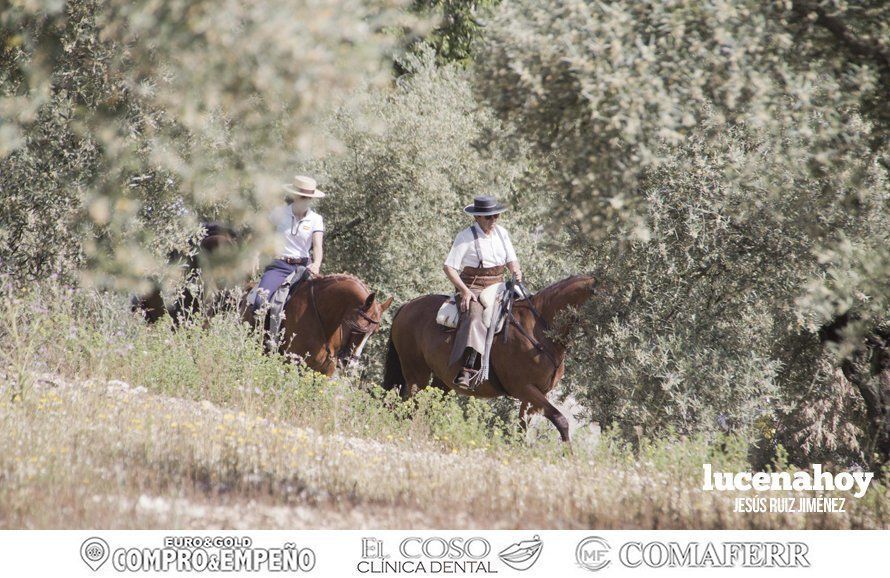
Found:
[475,0,889,237]
[410,0,500,64]
[475,0,890,463]
[1,0,406,287]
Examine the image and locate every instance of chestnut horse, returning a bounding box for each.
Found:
[133,225,392,376]
[242,274,393,377]
[382,274,599,442]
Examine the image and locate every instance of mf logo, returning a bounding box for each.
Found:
[576,536,611,572]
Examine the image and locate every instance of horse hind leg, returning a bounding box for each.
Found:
[519,401,541,435]
[400,366,432,400]
[543,402,570,444]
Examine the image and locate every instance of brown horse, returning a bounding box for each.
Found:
[242,274,393,377]
[382,274,599,442]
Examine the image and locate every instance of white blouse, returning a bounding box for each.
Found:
[270,205,324,259]
[444,223,517,270]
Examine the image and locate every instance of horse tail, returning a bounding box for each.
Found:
[381,336,404,393]
[381,305,405,393]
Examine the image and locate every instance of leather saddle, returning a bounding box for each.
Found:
[435,282,525,332]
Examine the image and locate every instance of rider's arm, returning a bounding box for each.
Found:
[310,231,323,274]
[499,226,522,282]
[444,265,476,312]
[444,231,477,310]
[506,260,523,283]
[444,265,470,294]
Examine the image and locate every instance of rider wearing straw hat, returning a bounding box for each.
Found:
[252,175,326,311]
[443,195,523,388]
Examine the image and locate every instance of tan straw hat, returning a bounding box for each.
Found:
[282,175,326,198]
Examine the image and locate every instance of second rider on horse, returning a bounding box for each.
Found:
[251,175,326,314]
[443,195,523,388]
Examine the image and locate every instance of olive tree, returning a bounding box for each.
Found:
[315,49,577,305]
[475,0,890,464]
[1,0,407,288]
[311,49,585,383]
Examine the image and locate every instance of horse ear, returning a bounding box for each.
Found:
[362,292,376,311]
[380,296,394,312]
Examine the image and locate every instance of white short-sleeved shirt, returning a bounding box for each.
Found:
[444,223,518,271]
[270,205,324,260]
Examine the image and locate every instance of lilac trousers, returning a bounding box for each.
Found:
[254,259,304,308]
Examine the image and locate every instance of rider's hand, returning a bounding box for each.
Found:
[308,263,320,276]
[513,270,523,284]
[460,288,476,312]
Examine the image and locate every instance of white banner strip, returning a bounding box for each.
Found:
[1,530,888,577]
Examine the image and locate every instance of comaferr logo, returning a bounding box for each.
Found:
[618,542,809,568]
[575,538,810,570]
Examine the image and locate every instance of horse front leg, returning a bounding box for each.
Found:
[512,384,571,444]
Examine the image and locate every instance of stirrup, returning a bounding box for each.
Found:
[453,367,481,391]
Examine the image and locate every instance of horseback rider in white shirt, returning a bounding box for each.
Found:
[252,175,325,312]
[443,195,522,389]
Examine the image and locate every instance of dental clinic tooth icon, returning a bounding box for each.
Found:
[80,537,110,571]
[498,535,543,571]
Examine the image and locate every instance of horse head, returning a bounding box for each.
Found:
[335,291,393,371]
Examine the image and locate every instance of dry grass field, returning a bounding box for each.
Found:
[1,283,887,529]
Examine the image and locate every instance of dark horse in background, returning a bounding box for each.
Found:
[382,274,601,443]
[132,223,392,376]
[130,222,238,325]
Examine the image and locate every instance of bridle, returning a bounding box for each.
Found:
[308,281,380,372]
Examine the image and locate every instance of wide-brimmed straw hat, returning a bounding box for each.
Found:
[464,195,507,216]
[282,175,326,198]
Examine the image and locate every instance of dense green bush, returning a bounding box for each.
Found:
[474,0,890,463]
[560,118,885,450]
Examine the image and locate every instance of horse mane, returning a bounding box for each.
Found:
[531,274,594,300]
[314,273,372,296]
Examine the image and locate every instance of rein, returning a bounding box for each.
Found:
[517,281,549,330]
[308,278,380,371]
[503,282,560,385]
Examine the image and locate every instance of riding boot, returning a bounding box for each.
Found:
[453,349,480,390]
